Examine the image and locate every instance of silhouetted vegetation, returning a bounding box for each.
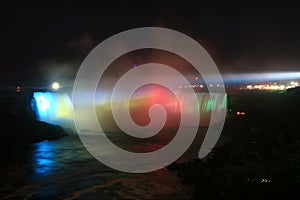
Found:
[0,92,67,166]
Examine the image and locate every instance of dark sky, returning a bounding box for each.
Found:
[1,2,300,84]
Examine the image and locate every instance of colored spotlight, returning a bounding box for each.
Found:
[52,82,60,90]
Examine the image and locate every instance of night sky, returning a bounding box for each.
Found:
[1,2,300,84]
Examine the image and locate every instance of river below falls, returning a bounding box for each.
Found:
[0,128,212,199]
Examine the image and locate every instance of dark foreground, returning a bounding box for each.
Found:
[170,88,300,199]
[1,135,195,200]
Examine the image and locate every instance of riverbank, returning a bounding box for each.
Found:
[169,89,300,199]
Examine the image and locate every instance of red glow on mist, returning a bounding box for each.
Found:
[129,84,180,127]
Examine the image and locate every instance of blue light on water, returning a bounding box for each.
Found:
[33,140,55,176]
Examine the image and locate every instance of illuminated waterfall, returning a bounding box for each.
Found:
[96,90,227,131]
[31,90,226,130]
[32,92,73,125]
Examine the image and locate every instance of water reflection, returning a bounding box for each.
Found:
[33,141,56,176]
[1,135,197,199]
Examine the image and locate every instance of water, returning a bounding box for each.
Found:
[0,130,210,199]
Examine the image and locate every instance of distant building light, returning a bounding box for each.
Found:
[16,85,21,92]
[236,111,246,116]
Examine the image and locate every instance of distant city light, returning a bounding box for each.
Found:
[239,80,299,91]
[261,178,271,183]
[52,82,60,90]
